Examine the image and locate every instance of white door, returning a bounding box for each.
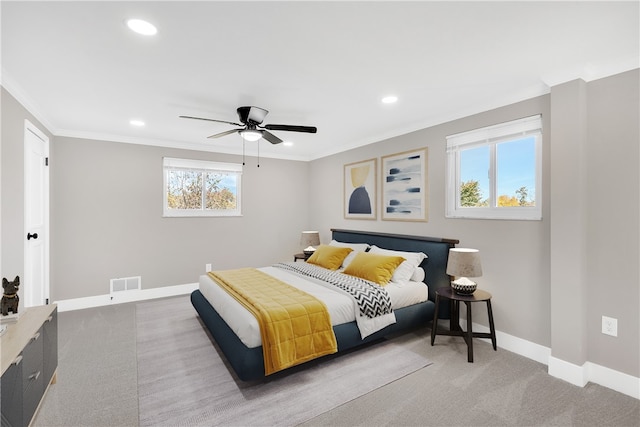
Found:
[24,120,49,307]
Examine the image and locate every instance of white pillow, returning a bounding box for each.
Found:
[369,245,427,283]
[329,240,370,268]
[411,267,426,283]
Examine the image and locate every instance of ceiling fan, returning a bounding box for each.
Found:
[179,106,317,144]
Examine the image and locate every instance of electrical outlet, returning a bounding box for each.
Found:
[602,316,618,337]
[205,263,212,272]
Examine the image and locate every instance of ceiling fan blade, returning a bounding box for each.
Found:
[179,115,242,127]
[264,124,317,133]
[262,130,283,145]
[207,129,241,139]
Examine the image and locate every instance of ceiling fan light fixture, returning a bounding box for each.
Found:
[240,129,262,142]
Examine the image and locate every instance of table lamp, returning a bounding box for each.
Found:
[300,231,320,255]
[446,248,482,294]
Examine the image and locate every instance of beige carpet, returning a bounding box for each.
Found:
[136,296,432,427]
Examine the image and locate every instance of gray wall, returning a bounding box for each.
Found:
[585,70,639,375]
[549,78,589,367]
[309,69,640,378]
[549,70,640,377]
[48,137,309,301]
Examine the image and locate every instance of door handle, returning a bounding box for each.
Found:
[27,232,38,240]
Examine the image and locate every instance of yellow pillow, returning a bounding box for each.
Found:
[342,252,405,285]
[306,245,353,270]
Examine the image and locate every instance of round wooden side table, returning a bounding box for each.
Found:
[430,286,497,362]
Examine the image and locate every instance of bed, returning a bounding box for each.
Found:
[191,228,459,381]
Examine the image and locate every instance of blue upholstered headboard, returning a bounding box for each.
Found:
[331,229,458,310]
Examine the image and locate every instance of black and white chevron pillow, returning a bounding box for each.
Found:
[274,262,393,318]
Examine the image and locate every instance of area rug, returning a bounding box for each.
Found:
[136,295,432,427]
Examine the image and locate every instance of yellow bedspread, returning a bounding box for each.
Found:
[208,268,337,375]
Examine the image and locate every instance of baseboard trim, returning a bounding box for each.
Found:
[461,319,639,400]
[586,361,640,400]
[548,355,588,387]
[457,318,551,364]
[548,356,640,399]
[53,283,198,312]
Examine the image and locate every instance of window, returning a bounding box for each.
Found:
[446,115,542,220]
[163,157,242,217]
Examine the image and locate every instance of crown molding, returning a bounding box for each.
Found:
[54,128,310,162]
[541,55,639,88]
[1,67,57,134]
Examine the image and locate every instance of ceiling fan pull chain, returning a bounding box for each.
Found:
[257,140,260,168]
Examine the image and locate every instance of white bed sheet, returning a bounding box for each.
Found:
[199,266,428,348]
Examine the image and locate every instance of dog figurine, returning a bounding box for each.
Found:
[2,276,20,316]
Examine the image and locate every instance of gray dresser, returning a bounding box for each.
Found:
[1,304,58,427]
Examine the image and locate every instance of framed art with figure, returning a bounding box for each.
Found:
[381,148,428,221]
[344,158,376,220]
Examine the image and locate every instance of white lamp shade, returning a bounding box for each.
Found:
[446,248,482,278]
[300,231,320,248]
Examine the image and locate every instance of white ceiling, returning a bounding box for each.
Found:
[2,1,638,161]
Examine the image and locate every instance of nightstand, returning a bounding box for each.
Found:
[430,287,496,362]
[293,252,311,262]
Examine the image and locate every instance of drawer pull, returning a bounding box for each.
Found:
[47,316,53,322]
[12,355,23,366]
[28,371,41,381]
[31,332,41,342]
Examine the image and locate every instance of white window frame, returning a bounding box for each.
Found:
[446,115,542,220]
[163,157,242,217]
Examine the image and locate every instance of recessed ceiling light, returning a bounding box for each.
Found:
[126,19,157,36]
[283,141,294,147]
[381,95,398,104]
[130,119,145,127]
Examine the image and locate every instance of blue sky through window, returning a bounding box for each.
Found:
[460,136,536,202]
[218,174,237,193]
[460,145,489,200]
[497,137,536,200]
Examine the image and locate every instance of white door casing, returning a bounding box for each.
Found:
[24,120,50,307]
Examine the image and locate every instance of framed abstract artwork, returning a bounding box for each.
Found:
[344,158,377,220]
[381,148,428,221]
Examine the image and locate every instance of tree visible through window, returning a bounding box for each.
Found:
[446,115,542,220]
[163,158,241,217]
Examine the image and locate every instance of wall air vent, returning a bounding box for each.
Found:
[110,276,141,294]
